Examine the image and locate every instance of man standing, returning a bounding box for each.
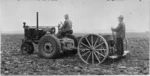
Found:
[57,14,73,38]
[111,15,126,57]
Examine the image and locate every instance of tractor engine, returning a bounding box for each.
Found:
[60,37,75,51]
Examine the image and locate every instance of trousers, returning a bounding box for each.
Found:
[116,37,124,56]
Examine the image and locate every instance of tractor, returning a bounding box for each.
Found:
[21,12,129,65]
[21,12,78,58]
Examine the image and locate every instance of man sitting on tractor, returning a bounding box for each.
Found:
[111,15,126,57]
[57,14,73,38]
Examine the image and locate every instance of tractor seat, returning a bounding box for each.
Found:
[65,29,73,35]
[57,29,73,38]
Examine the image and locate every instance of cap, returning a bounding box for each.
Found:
[118,15,124,19]
[64,14,69,18]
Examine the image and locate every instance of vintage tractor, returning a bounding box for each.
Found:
[21,12,129,65]
[21,12,78,58]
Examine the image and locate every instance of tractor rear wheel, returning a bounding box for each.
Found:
[21,42,34,54]
[38,34,61,59]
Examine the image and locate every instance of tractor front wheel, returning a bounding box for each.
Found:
[21,42,34,54]
[38,34,61,59]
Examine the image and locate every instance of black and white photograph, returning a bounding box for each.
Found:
[1,0,149,75]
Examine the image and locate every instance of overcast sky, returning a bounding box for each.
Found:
[0,0,149,34]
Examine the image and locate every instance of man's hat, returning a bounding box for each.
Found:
[118,15,124,19]
[64,14,69,18]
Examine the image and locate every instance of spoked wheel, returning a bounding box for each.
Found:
[77,34,109,64]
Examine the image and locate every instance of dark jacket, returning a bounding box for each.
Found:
[112,22,125,39]
[60,19,72,32]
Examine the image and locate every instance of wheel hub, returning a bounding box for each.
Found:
[23,47,27,51]
[90,46,95,51]
[44,42,53,54]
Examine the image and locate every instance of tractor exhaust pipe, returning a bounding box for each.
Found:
[36,12,39,30]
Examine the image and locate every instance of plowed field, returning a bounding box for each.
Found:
[1,33,149,75]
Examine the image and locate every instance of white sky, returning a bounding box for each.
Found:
[0,0,149,34]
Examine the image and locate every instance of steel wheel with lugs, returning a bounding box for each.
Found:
[77,34,109,64]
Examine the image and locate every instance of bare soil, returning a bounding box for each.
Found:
[1,33,149,75]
